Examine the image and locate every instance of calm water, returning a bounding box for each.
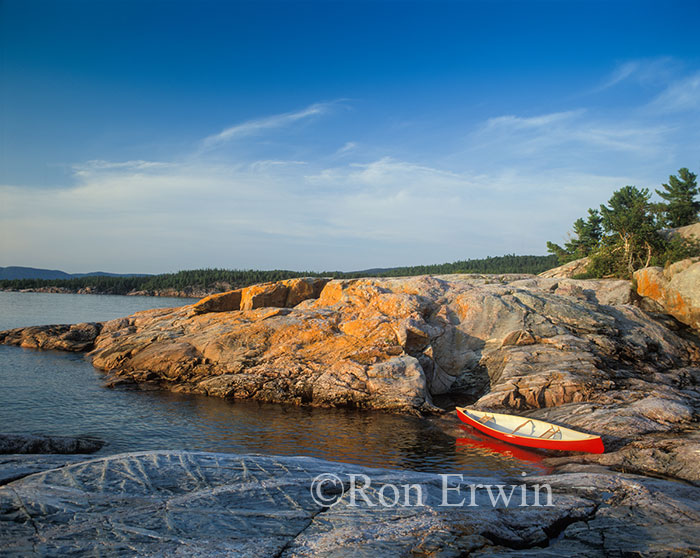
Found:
[0,291,547,474]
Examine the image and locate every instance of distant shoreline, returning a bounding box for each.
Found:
[0,287,206,299]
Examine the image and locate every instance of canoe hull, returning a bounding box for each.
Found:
[456,408,604,454]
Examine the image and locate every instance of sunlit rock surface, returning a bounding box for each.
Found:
[538,257,591,279]
[0,322,102,352]
[635,257,700,331]
[2,274,700,481]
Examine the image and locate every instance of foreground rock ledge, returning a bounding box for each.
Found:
[2,271,700,482]
[1,450,698,557]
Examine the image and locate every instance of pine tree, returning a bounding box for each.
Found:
[656,168,700,228]
[565,209,602,258]
[597,186,660,275]
[547,209,602,264]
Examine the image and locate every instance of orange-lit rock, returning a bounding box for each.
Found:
[239,282,289,311]
[192,277,330,314]
[634,258,700,331]
[192,289,243,314]
[5,274,700,484]
[2,275,699,434]
[283,277,329,306]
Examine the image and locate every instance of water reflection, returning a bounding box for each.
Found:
[0,291,546,476]
[0,345,548,475]
[454,425,550,474]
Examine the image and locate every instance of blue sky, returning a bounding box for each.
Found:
[2,0,700,273]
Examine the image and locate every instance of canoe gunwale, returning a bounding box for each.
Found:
[455,407,605,454]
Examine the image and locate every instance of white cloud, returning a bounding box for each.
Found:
[335,141,358,156]
[597,61,640,91]
[198,101,337,152]
[4,67,700,273]
[248,160,307,171]
[472,108,668,164]
[2,152,631,272]
[592,57,678,93]
[74,159,171,171]
[484,110,584,130]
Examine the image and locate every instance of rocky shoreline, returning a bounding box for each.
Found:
[2,264,699,554]
[2,268,700,481]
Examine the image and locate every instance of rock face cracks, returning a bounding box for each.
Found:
[1,451,699,557]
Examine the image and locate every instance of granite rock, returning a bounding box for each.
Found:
[1,451,699,557]
[635,258,700,331]
[3,275,700,480]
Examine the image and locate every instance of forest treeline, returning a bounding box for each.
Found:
[547,167,700,278]
[0,254,558,296]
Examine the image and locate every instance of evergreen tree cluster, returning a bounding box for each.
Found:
[340,254,558,278]
[656,168,700,228]
[547,168,700,278]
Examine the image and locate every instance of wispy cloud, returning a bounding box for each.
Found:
[4,60,700,273]
[648,71,700,113]
[473,108,668,163]
[335,141,358,156]
[484,110,583,130]
[248,159,307,171]
[592,57,677,93]
[596,61,640,91]
[2,151,631,272]
[198,101,337,152]
[72,159,171,172]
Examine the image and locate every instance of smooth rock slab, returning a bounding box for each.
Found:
[0,454,91,485]
[1,451,699,557]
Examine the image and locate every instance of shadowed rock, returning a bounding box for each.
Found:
[0,434,104,455]
[0,322,102,351]
[1,451,698,556]
[0,454,90,485]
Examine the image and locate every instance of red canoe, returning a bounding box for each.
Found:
[456,407,604,454]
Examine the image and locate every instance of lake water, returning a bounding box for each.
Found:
[0,291,548,474]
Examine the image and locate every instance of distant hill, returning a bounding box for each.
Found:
[0,266,149,280]
[0,267,73,280]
